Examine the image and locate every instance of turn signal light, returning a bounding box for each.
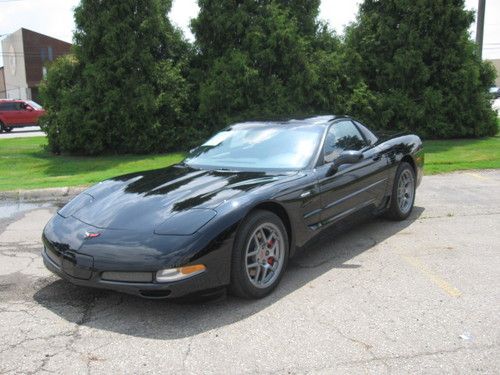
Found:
[156,264,206,282]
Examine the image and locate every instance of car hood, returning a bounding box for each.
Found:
[71,165,297,231]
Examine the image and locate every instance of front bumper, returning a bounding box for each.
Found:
[42,246,218,299]
[41,213,236,299]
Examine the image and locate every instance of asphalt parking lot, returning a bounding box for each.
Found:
[0,170,499,374]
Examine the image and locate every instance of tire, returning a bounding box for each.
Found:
[0,122,4,133]
[229,210,289,299]
[3,126,12,133]
[384,162,416,221]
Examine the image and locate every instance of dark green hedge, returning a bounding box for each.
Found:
[40,0,497,156]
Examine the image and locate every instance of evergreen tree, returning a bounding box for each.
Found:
[345,0,497,138]
[191,0,348,130]
[275,0,320,36]
[39,55,79,154]
[41,0,191,155]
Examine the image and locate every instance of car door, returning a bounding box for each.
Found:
[316,120,389,226]
[0,102,18,125]
[10,102,25,125]
[20,102,38,125]
[17,102,30,124]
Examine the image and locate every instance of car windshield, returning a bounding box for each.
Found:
[26,100,42,109]
[184,124,324,171]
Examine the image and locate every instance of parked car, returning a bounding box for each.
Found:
[42,115,424,299]
[0,99,45,132]
[489,87,500,99]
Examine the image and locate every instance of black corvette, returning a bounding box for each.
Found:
[42,115,423,299]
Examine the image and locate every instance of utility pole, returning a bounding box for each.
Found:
[476,0,486,59]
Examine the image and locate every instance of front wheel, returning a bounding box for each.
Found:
[384,162,416,221]
[230,210,289,299]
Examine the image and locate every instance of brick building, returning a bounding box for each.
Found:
[0,28,72,101]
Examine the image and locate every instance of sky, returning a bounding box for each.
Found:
[1,0,500,67]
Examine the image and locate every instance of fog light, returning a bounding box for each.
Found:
[156,264,206,282]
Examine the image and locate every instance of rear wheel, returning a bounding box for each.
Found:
[230,210,289,299]
[384,162,415,221]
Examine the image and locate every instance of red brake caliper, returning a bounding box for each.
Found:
[267,238,276,265]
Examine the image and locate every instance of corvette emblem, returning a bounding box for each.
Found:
[84,231,101,239]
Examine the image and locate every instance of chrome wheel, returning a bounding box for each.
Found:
[245,223,285,289]
[397,169,414,214]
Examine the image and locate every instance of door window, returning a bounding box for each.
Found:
[0,102,16,111]
[353,120,378,146]
[324,120,366,163]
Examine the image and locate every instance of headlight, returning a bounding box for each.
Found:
[154,209,216,235]
[58,193,94,218]
[156,264,206,282]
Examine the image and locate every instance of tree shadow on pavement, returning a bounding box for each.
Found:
[34,206,424,340]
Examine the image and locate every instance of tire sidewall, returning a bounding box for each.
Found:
[391,162,416,220]
[231,210,289,299]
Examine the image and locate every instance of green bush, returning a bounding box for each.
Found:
[345,0,497,138]
[191,0,370,132]
[40,0,192,155]
[41,0,498,156]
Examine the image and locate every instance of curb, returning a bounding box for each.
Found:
[0,186,88,202]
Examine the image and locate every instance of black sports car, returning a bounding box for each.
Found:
[42,115,423,299]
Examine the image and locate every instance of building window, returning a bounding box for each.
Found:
[48,46,53,61]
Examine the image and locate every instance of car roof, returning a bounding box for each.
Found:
[228,115,349,130]
[0,99,26,103]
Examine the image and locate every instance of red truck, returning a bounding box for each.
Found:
[0,99,45,133]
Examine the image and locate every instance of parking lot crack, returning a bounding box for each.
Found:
[337,343,498,367]
[0,330,75,355]
[61,294,100,357]
[419,211,500,220]
[182,337,194,372]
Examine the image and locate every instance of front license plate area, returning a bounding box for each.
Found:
[62,252,93,280]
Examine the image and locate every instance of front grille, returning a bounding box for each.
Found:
[101,271,153,283]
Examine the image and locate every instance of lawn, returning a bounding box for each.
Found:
[0,127,499,191]
[424,133,500,174]
[0,137,184,191]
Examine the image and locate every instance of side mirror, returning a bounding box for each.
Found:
[327,150,363,176]
[336,150,363,165]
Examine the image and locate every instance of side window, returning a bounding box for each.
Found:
[354,120,378,146]
[14,102,23,111]
[0,103,15,111]
[324,120,366,163]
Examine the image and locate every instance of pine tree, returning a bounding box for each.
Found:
[191,0,332,129]
[345,0,497,138]
[41,0,191,154]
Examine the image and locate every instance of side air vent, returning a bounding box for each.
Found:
[139,290,172,298]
